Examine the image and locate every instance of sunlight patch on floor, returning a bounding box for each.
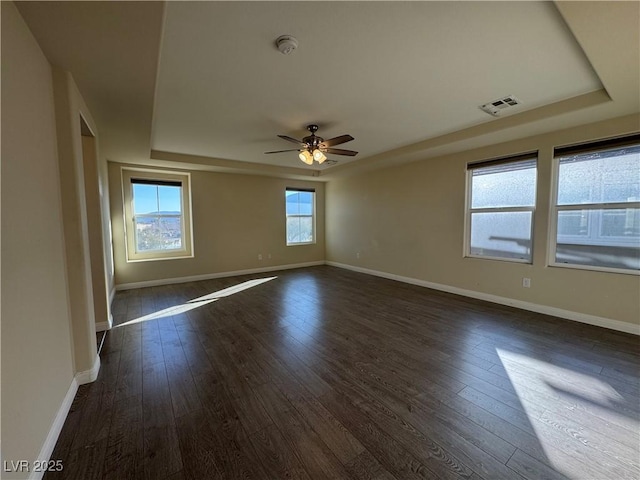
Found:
[190,276,277,302]
[115,276,277,328]
[496,348,637,479]
[497,349,626,407]
[115,299,219,327]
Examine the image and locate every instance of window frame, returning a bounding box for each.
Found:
[121,167,194,262]
[285,187,316,246]
[548,135,640,275]
[464,153,538,264]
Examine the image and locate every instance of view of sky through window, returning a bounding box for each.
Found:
[133,184,182,214]
[132,182,183,253]
[286,190,314,244]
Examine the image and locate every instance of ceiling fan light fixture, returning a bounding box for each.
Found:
[313,149,326,163]
[299,150,313,165]
[265,124,357,166]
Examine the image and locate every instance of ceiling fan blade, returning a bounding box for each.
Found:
[320,134,354,148]
[277,135,305,146]
[324,147,358,156]
[264,148,302,154]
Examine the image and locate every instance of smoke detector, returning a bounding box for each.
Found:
[276,35,298,55]
[480,95,522,117]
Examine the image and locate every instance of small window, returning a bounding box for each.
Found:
[466,154,537,263]
[122,168,193,262]
[551,135,640,274]
[286,188,315,245]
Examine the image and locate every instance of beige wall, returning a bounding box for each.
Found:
[1,2,75,475]
[99,148,116,300]
[82,135,111,330]
[52,68,98,374]
[109,163,325,286]
[326,114,640,328]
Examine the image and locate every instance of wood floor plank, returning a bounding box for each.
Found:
[271,405,363,479]
[205,344,273,435]
[96,350,121,394]
[336,374,519,480]
[254,329,335,397]
[142,360,172,412]
[247,424,314,480]
[46,266,638,480]
[206,414,270,480]
[141,320,165,367]
[319,390,443,480]
[415,383,548,463]
[46,437,108,480]
[175,326,214,377]
[344,450,398,480]
[276,378,367,465]
[114,328,143,400]
[100,325,124,355]
[215,327,272,386]
[142,424,183,480]
[458,386,540,435]
[506,449,571,480]
[537,409,640,474]
[164,352,203,418]
[487,359,640,438]
[528,415,639,480]
[103,394,144,480]
[392,391,517,466]
[174,409,222,480]
[70,382,114,451]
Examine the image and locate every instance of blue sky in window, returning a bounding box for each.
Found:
[286,191,313,215]
[134,185,181,214]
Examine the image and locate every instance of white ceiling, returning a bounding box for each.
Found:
[15,1,640,180]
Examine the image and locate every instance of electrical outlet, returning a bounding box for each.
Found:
[258,254,262,260]
[356,252,360,259]
[268,253,272,259]
[522,277,531,288]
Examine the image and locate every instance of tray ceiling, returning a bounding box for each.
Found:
[16,1,640,179]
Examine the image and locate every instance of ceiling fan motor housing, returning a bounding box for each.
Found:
[263,124,357,161]
[303,125,322,149]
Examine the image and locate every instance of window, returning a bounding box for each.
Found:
[551,135,640,274]
[286,187,315,245]
[122,168,193,262]
[466,153,537,262]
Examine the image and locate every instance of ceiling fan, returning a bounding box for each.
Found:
[265,124,358,165]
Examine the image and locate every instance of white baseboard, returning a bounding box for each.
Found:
[326,261,640,335]
[75,354,101,385]
[29,377,79,480]
[115,261,325,291]
[95,313,112,332]
[28,355,100,479]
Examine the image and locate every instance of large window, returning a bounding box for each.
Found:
[122,168,193,262]
[551,135,640,274]
[286,187,315,245]
[466,154,537,262]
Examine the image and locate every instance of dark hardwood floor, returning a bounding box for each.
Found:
[45,266,639,480]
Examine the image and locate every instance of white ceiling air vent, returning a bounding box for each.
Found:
[480,95,522,117]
